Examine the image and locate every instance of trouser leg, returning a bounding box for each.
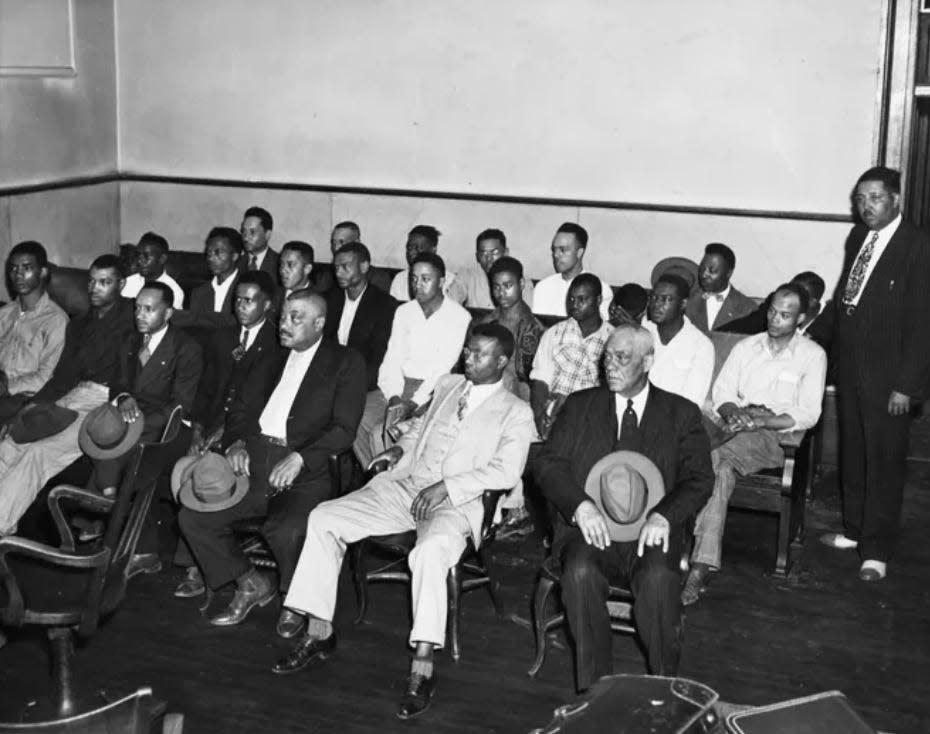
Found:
[628,540,683,676]
[838,382,867,542]
[354,390,387,468]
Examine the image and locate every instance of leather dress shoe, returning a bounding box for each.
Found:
[174,566,205,598]
[209,571,275,626]
[820,532,859,550]
[271,633,336,674]
[397,673,437,720]
[127,553,163,579]
[680,562,711,606]
[276,608,306,639]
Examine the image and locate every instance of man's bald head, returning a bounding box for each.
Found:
[603,325,654,397]
[280,289,328,351]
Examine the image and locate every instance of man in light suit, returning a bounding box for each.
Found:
[273,323,534,720]
[685,242,757,335]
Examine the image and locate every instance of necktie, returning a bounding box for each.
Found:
[620,398,638,439]
[457,383,472,421]
[842,230,880,305]
[232,328,248,360]
[139,334,152,367]
[249,254,258,271]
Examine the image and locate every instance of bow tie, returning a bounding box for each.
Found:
[702,292,725,302]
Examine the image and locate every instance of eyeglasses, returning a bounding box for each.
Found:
[647,293,678,305]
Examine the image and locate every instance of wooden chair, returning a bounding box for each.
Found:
[0,419,182,719]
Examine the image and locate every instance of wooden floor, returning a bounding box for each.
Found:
[2,463,929,732]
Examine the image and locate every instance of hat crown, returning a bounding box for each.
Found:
[86,405,129,449]
[598,464,647,525]
[190,454,237,505]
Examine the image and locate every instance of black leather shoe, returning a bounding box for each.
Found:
[209,571,275,627]
[276,608,306,639]
[271,633,336,675]
[174,566,205,598]
[127,553,163,579]
[396,673,436,720]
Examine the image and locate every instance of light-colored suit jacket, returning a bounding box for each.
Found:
[378,373,534,545]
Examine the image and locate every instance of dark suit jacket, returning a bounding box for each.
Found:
[192,319,286,433]
[239,247,280,280]
[686,285,757,335]
[833,220,930,398]
[110,325,204,441]
[171,276,238,330]
[534,384,714,549]
[324,284,398,391]
[224,339,366,478]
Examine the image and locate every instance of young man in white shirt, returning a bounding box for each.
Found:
[171,227,242,330]
[388,225,466,304]
[121,232,185,309]
[532,222,611,320]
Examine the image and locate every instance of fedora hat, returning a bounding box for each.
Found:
[78,403,145,460]
[650,257,700,294]
[584,451,665,542]
[9,402,79,444]
[171,453,249,513]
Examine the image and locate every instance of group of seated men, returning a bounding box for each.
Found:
[0,190,845,719]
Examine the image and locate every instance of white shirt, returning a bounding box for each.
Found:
[142,324,168,357]
[460,379,504,420]
[239,319,265,351]
[389,269,466,304]
[122,272,186,311]
[212,273,237,312]
[614,384,650,439]
[704,284,731,330]
[532,271,612,321]
[643,316,715,408]
[258,338,321,439]
[378,297,471,406]
[337,286,366,346]
[846,213,902,306]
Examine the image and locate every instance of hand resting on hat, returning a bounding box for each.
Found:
[115,395,142,424]
[225,441,250,476]
[573,499,612,550]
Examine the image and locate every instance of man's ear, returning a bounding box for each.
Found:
[360,261,370,276]
[165,306,174,321]
[643,353,655,373]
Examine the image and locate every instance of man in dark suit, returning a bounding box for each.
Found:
[239,205,279,278]
[820,166,930,581]
[325,241,398,391]
[172,227,243,330]
[178,291,366,633]
[534,325,713,691]
[685,242,757,335]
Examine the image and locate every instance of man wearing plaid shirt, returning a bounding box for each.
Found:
[530,274,613,440]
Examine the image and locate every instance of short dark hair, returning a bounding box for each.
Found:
[570,272,602,298]
[654,273,690,301]
[140,280,174,307]
[704,242,735,271]
[281,240,315,264]
[409,225,441,248]
[244,206,273,231]
[90,254,125,277]
[790,271,825,301]
[476,228,506,248]
[138,231,169,256]
[471,322,515,360]
[333,221,360,237]
[411,251,445,278]
[335,241,372,264]
[856,166,901,195]
[613,283,648,314]
[9,241,48,270]
[238,270,276,301]
[772,282,810,315]
[556,222,589,248]
[206,226,245,254]
[488,255,523,281]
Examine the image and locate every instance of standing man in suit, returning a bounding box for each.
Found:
[820,166,930,581]
[534,325,714,691]
[239,206,279,278]
[172,227,243,330]
[685,243,757,335]
[273,323,534,720]
[178,291,366,631]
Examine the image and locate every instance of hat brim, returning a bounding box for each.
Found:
[650,257,700,291]
[10,404,80,444]
[584,450,666,542]
[78,408,146,460]
[171,454,250,512]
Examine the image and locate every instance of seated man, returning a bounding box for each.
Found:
[681,283,827,604]
[325,242,398,392]
[0,241,68,423]
[685,242,756,335]
[171,227,243,330]
[532,223,611,321]
[273,324,534,720]
[530,274,613,440]
[311,221,362,295]
[608,283,647,327]
[356,252,470,467]
[272,240,315,313]
[643,274,714,408]
[0,255,133,535]
[121,232,185,308]
[178,291,366,630]
[459,229,534,309]
[389,225,466,304]
[239,205,279,276]
[534,325,714,691]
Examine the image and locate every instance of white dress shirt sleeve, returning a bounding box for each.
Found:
[681,331,715,407]
[377,306,409,399]
[529,325,557,387]
[409,305,469,406]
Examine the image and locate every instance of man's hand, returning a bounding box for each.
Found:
[384,397,416,427]
[637,513,670,557]
[226,442,250,476]
[722,407,760,433]
[888,391,911,417]
[367,445,403,473]
[268,452,304,495]
[188,424,206,456]
[573,499,611,550]
[117,396,142,424]
[411,481,449,522]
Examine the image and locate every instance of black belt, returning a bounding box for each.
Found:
[257,434,288,447]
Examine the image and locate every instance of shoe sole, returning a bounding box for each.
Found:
[209,591,276,627]
[271,649,334,675]
[128,561,163,580]
[276,622,307,639]
[174,586,206,599]
[396,693,435,720]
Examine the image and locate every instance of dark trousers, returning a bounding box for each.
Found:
[838,380,910,561]
[178,437,332,592]
[558,529,682,691]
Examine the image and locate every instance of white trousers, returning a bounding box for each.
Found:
[284,477,471,648]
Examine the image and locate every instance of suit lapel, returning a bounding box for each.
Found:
[286,341,331,430]
[638,386,666,455]
[135,327,174,392]
[346,287,373,346]
[413,378,465,462]
[859,225,907,304]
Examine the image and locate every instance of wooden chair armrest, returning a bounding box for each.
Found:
[48,485,116,552]
[777,429,807,451]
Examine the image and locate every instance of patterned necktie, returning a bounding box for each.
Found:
[232,328,248,361]
[456,383,472,421]
[138,334,152,367]
[621,398,638,439]
[249,254,258,271]
[842,230,880,305]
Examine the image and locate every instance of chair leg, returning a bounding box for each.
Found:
[528,576,556,677]
[351,541,369,624]
[446,564,463,662]
[773,498,791,578]
[476,547,503,617]
[48,627,76,718]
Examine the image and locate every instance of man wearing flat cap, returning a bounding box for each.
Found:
[533,324,713,691]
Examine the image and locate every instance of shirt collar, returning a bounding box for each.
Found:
[145,324,169,353]
[760,331,801,358]
[345,283,368,303]
[615,382,650,421]
[703,284,730,302]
